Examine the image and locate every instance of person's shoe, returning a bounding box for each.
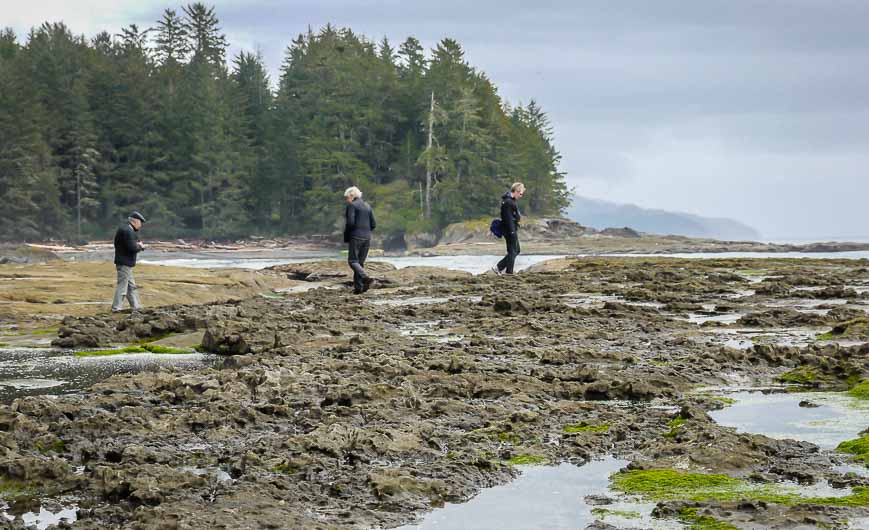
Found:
[491,265,503,276]
[362,276,375,292]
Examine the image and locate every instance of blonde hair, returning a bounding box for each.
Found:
[511,182,525,193]
[344,186,362,200]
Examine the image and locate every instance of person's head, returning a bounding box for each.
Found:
[344,186,362,203]
[511,182,526,200]
[128,211,146,231]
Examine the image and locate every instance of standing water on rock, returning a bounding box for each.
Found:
[392,457,679,530]
[0,347,217,402]
[708,389,869,449]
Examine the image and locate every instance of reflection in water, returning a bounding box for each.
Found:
[1,501,78,530]
[709,390,869,449]
[393,457,679,530]
[0,348,218,402]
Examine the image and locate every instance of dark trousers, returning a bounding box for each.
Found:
[348,237,371,292]
[497,233,520,274]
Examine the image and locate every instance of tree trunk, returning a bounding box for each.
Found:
[76,171,81,241]
[425,91,434,219]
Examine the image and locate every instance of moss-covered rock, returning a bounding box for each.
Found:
[563,422,609,434]
[837,436,869,466]
[75,344,192,357]
[505,454,548,466]
[848,380,869,400]
[611,469,869,507]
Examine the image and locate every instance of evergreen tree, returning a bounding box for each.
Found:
[0,14,569,241]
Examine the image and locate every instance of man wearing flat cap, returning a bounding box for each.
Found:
[112,211,146,312]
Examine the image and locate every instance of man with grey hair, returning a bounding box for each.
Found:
[112,211,146,312]
[343,186,376,294]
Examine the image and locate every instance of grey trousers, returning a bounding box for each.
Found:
[112,265,141,311]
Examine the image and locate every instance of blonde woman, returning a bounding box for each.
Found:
[493,183,525,275]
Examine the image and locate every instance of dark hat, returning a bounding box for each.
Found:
[130,211,146,223]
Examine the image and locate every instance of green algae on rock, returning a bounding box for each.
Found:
[848,380,869,399]
[664,416,686,438]
[590,507,640,519]
[75,344,193,357]
[505,454,548,466]
[678,507,739,530]
[778,366,819,385]
[611,469,869,507]
[837,436,869,466]
[563,422,609,434]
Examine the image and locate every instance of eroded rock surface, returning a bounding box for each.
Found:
[3,257,869,528]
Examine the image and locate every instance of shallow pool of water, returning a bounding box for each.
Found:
[143,253,567,275]
[392,457,679,530]
[709,390,869,449]
[1,502,78,530]
[0,348,218,402]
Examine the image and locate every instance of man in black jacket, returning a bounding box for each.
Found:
[343,186,377,294]
[493,182,525,275]
[111,211,146,312]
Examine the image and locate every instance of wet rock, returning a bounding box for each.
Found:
[583,494,614,505]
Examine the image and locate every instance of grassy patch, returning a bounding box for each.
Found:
[777,366,817,385]
[611,469,869,507]
[816,332,836,341]
[678,508,739,530]
[665,416,685,438]
[848,380,869,400]
[76,344,191,357]
[590,507,640,519]
[837,436,869,466]
[505,454,548,466]
[563,422,609,434]
[0,478,36,498]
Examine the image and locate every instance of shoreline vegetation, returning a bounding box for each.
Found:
[1,5,567,244]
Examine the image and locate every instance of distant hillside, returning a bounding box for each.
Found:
[566,196,760,241]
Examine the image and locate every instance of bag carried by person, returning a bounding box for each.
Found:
[489,218,504,238]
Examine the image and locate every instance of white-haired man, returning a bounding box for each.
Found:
[343,186,377,294]
[112,211,146,312]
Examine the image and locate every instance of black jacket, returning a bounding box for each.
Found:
[114,223,141,267]
[500,191,521,236]
[344,198,376,242]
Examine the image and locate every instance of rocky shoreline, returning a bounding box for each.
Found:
[0,257,868,528]
[3,218,869,264]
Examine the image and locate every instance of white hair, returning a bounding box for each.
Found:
[344,186,362,199]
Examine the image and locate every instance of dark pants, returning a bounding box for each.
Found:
[497,233,520,274]
[348,237,371,292]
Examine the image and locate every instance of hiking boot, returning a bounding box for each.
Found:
[362,276,375,292]
[491,265,503,276]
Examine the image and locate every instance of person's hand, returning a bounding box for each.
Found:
[137,242,145,251]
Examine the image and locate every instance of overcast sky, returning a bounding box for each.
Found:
[7,1,869,239]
